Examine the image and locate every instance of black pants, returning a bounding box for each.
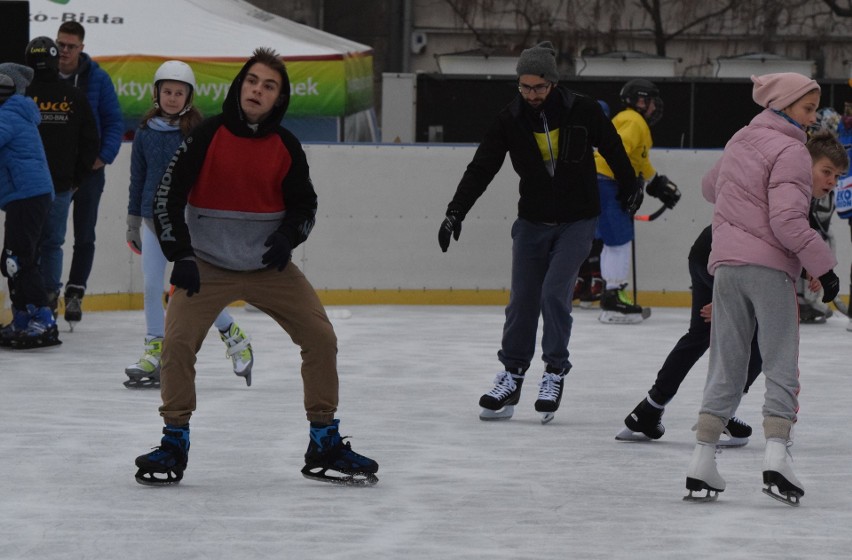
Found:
[648,257,763,405]
[2,194,51,310]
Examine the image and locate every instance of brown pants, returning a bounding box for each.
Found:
[159,259,338,426]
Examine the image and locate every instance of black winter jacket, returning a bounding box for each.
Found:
[448,87,635,223]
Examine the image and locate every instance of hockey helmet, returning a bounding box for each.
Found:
[153,60,196,115]
[25,36,59,74]
[620,78,664,126]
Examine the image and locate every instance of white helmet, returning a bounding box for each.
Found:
[153,60,196,115]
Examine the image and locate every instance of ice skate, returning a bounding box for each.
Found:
[598,285,651,324]
[762,438,804,507]
[578,276,603,309]
[534,367,568,424]
[0,307,30,347]
[479,369,525,420]
[684,442,725,502]
[616,397,665,441]
[717,416,751,448]
[220,322,253,386]
[124,337,163,389]
[9,305,61,349]
[63,285,84,331]
[302,419,379,486]
[798,301,830,324]
[135,424,190,486]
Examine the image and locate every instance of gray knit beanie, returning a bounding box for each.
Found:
[0,62,33,94]
[0,74,14,103]
[516,41,558,83]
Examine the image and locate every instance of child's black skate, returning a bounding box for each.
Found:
[135,425,190,486]
[302,419,379,486]
[718,416,751,448]
[479,368,525,420]
[63,285,84,331]
[616,397,665,441]
[534,366,568,424]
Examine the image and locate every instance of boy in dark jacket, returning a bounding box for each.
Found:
[134,47,379,487]
[438,41,638,424]
[0,64,59,348]
[24,37,99,314]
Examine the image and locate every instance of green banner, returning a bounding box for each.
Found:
[98,54,373,128]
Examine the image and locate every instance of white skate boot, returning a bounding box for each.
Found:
[684,442,725,502]
[762,438,804,506]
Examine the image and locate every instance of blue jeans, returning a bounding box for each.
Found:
[595,175,634,246]
[38,190,73,295]
[68,167,105,290]
[498,217,597,372]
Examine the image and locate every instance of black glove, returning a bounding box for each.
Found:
[438,209,464,252]
[618,179,644,215]
[262,230,293,271]
[170,259,200,297]
[645,174,681,209]
[819,270,840,303]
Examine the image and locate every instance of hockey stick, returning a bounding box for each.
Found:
[634,204,668,222]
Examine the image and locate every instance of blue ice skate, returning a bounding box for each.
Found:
[302,419,379,486]
[135,424,190,486]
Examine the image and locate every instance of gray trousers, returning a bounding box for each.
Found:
[498,217,597,372]
[701,264,800,423]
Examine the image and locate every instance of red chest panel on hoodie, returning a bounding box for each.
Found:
[188,127,292,212]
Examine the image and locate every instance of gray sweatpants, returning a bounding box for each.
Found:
[700,264,800,423]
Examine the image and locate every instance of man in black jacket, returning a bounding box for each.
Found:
[439,41,638,424]
[24,36,99,315]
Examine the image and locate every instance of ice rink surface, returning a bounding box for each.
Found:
[1,304,850,559]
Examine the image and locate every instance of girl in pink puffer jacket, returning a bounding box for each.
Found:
[684,72,840,507]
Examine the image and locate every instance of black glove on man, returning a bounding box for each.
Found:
[439,209,464,252]
[819,270,840,303]
[645,174,681,209]
[262,230,293,271]
[618,179,644,215]
[170,258,200,297]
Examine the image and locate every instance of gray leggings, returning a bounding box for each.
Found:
[700,264,800,423]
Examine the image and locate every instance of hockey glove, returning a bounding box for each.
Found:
[170,258,200,297]
[819,270,840,303]
[438,209,464,252]
[262,231,293,271]
[126,214,142,255]
[645,174,681,209]
[618,180,644,215]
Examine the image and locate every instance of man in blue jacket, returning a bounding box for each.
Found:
[55,21,123,327]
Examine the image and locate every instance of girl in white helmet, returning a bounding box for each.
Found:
[124,60,254,388]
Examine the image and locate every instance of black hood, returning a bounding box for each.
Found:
[222,55,291,137]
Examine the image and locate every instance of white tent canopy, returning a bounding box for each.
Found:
[28,0,377,141]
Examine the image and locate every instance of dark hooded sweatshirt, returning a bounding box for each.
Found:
[152,56,317,271]
[448,86,636,223]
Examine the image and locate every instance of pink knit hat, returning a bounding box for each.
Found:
[751,73,820,110]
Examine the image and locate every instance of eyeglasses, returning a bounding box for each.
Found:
[518,82,551,94]
[55,41,82,52]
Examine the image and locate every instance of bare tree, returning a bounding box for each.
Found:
[822,0,852,16]
[634,0,738,56]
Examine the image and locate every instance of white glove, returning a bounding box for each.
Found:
[126,214,142,255]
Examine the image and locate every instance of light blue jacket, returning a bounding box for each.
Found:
[0,95,54,210]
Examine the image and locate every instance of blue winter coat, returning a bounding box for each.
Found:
[128,122,183,219]
[61,53,123,164]
[0,95,54,211]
